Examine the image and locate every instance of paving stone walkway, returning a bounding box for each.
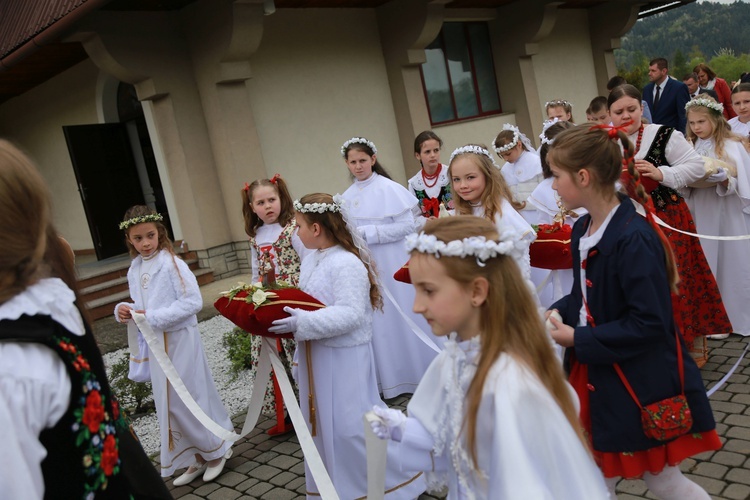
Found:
[151,336,750,500]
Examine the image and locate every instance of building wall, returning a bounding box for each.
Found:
[0,59,99,250]
[534,9,599,124]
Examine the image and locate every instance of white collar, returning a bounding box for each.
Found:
[353,172,379,188]
[0,278,85,336]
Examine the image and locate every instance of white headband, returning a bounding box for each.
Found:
[294,198,342,214]
[539,117,560,146]
[341,137,378,157]
[449,145,501,169]
[405,226,525,267]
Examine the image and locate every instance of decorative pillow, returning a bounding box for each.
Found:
[394,261,411,284]
[214,283,324,338]
[530,223,573,270]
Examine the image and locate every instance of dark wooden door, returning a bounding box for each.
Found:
[64,123,145,260]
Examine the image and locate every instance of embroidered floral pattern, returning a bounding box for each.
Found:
[56,336,125,496]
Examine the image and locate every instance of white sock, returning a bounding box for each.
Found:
[605,476,619,498]
[643,466,709,500]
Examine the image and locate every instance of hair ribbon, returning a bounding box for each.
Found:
[243,182,250,192]
[270,173,281,184]
[589,121,633,139]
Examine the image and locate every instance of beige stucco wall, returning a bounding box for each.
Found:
[534,9,600,125]
[434,114,516,166]
[0,59,99,250]
[246,9,405,199]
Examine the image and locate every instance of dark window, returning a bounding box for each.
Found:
[420,23,501,125]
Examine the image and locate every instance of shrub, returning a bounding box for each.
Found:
[222,326,254,377]
[108,352,154,415]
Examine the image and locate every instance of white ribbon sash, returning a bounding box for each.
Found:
[381,284,441,354]
[632,199,750,241]
[363,411,387,500]
[131,313,339,499]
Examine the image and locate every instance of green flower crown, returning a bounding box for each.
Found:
[119,213,164,231]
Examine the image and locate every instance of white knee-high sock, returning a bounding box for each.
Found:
[643,466,709,500]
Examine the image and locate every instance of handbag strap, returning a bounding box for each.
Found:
[582,294,685,410]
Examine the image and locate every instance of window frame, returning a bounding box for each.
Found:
[419,22,503,126]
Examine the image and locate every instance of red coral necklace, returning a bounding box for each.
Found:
[421,164,441,188]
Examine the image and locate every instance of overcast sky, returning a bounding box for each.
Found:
[701,0,748,3]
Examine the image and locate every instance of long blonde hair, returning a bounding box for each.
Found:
[449,146,523,220]
[685,98,741,162]
[416,217,588,467]
[297,193,382,311]
[0,140,50,304]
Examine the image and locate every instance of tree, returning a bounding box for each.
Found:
[673,50,690,80]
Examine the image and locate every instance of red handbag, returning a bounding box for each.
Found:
[583,296,692,442]
[214,284,324,338]
[529,222,573,270]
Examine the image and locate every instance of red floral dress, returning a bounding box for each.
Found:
[623,126,732,342]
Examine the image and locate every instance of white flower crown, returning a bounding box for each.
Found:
[119,213,164,231]
[405,230,523,267]
[449,145,501,169]
[294,199,342,214]
[545,99,572,108]
[341,137,378,157]
[493,123,520,154]
[539,117,560,146]
[685,98,724,114]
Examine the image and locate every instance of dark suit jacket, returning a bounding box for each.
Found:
[643,77,691,133]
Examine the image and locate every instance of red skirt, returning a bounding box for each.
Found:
[570,358,722,479]
[657,200,731,342]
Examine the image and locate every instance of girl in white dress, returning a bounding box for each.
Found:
[240,174,310,434]
[341,137,441,398]
[545,98,575,122]
[448,144,536,283]
[268,193,425,499]
[493,123,543,225]
[408,130,453,224]
[369,216,609,499]
[115,206,233,484]
[685,97,750,336]
[527,120,583,308]
[728,83,750,138]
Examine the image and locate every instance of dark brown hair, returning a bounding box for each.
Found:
[693,63,716,81]
[413,130,443,154]
[342,138,392,180]
[539,121,575,178]
[297,193,382,311]
[241,176,295,238]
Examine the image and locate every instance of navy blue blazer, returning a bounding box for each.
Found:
[643,78,691,133]
[551,196,715,452]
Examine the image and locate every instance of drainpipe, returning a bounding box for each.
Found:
[0,0,113,71]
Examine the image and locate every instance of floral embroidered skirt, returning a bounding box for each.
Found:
[657,201,732,342]
[570,359,721,479]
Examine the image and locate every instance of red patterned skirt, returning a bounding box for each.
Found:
[570,359,722,479]
[657,200,731,342]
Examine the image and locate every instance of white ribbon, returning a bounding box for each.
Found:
[632,199,750,241]
[131,313,339,499]
[363,411,387,500]
[381,283,441,354]
[706,339,750,397]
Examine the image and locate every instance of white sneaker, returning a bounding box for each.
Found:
[172,462,207,486]
[707,333,731,340]
[203,448,233,482]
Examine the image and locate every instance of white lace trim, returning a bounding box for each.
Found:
[0,278,85,336]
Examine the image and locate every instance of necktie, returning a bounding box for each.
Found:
[653,84,661,109]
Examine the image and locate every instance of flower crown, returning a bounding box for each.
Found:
[539,117,560,146]
[294,199,342,214]
[493,123,520,154]
[341,137,378,157]
[449,145,501,169]
[545,99,572,109]
[405,230,523,267]
[119,213,164,231]
[685,98,724,114]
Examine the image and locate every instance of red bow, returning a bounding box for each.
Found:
[589,121,633,139]
[243,182,250,192]
[422,198,440,218]
[270,173,281,184]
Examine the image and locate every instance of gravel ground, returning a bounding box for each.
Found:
[101,315,253,456]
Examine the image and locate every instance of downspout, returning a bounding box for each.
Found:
[0,0,113,71]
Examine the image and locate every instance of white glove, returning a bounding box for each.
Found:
[706,167,728,184]
[269,306,301,334]
[370,405,407,442]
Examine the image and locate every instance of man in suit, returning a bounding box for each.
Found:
[643,58,691,132]
[683,73,718,100]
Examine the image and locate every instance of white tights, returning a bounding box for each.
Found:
[605,466,709,499]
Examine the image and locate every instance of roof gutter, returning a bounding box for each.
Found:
[0,0,113,71]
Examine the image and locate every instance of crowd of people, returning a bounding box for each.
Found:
[1,55,749,499]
